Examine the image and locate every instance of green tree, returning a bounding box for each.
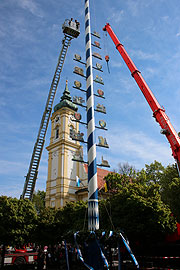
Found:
[138,162,180,220]
[0,196,37,268]
[59,201,87,233]
[143,160,165,185]
[161,177,180,222]
[104,172,130,194]
[32,190,46,212]
[159,163,179,200]
[99,182,176,244]
[34,207,57,245]
[118,162,136,177]
[33,201,88,244]
[0,196,37,245]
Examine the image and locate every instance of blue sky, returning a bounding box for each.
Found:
[1,0,180,198]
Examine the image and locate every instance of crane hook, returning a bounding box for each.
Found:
[105,55,110,73]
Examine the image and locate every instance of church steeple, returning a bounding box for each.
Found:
[54,80,77,112]
[46,79,87,209]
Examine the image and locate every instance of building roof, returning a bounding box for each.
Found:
[83,164,112,189]
[54,80,78,112]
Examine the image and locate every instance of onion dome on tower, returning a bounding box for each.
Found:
[54,80,78,112]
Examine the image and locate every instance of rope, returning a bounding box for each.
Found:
[91,0,97,33]
[83,206,88,231]
[103,199,115,231]
[99,190,115,231]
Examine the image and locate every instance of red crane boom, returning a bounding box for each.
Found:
[103,23,180,174]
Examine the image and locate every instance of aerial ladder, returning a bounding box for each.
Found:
[103,23,180,175]
[21,19,80,200]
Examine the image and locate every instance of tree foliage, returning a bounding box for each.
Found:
[32,190,46,213]
[137,161,180,221]
[104,172,130,194]
[58,201,87,233]
[162,177,180,222]
[143,160,164,184]
[118,162,136,177]
[33,206,58,244]
[0,160,179,247]
[0,196,37,245]
[101,173,176,243]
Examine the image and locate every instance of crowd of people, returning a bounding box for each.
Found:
[36,243,79,270]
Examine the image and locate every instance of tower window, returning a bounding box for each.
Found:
[55,127,59,139]
[55,116,59,122]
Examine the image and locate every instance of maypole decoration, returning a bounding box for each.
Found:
[85,0,99,231]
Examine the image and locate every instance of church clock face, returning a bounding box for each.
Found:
[54,114,61,128]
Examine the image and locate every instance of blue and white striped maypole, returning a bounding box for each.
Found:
[85,0,99,231]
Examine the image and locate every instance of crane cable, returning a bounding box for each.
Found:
[103,31,110,74]
[92,0,97,33]
[92,0,110,74]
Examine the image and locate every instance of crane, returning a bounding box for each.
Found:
[103,23,180,175]
[21,19,80,200]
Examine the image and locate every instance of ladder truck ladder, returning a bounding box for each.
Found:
[22,19,80,200]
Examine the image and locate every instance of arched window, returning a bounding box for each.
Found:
[55,127,59,139]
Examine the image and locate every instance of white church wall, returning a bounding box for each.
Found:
[50,188,56,194]
[51,147,59,180]
[51,180,56,187]
[67,149,76,179]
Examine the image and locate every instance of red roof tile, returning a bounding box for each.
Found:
[83,164,112,189]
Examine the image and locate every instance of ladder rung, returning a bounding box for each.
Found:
[37,140,44,143]
[30,165,38,169]
[41,127,46,132]
[36,141,43,144]
[34,154,40,157]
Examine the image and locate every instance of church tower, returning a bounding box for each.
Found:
[45,81,87,208]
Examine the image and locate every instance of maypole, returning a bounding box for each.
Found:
[84,0,99,231]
